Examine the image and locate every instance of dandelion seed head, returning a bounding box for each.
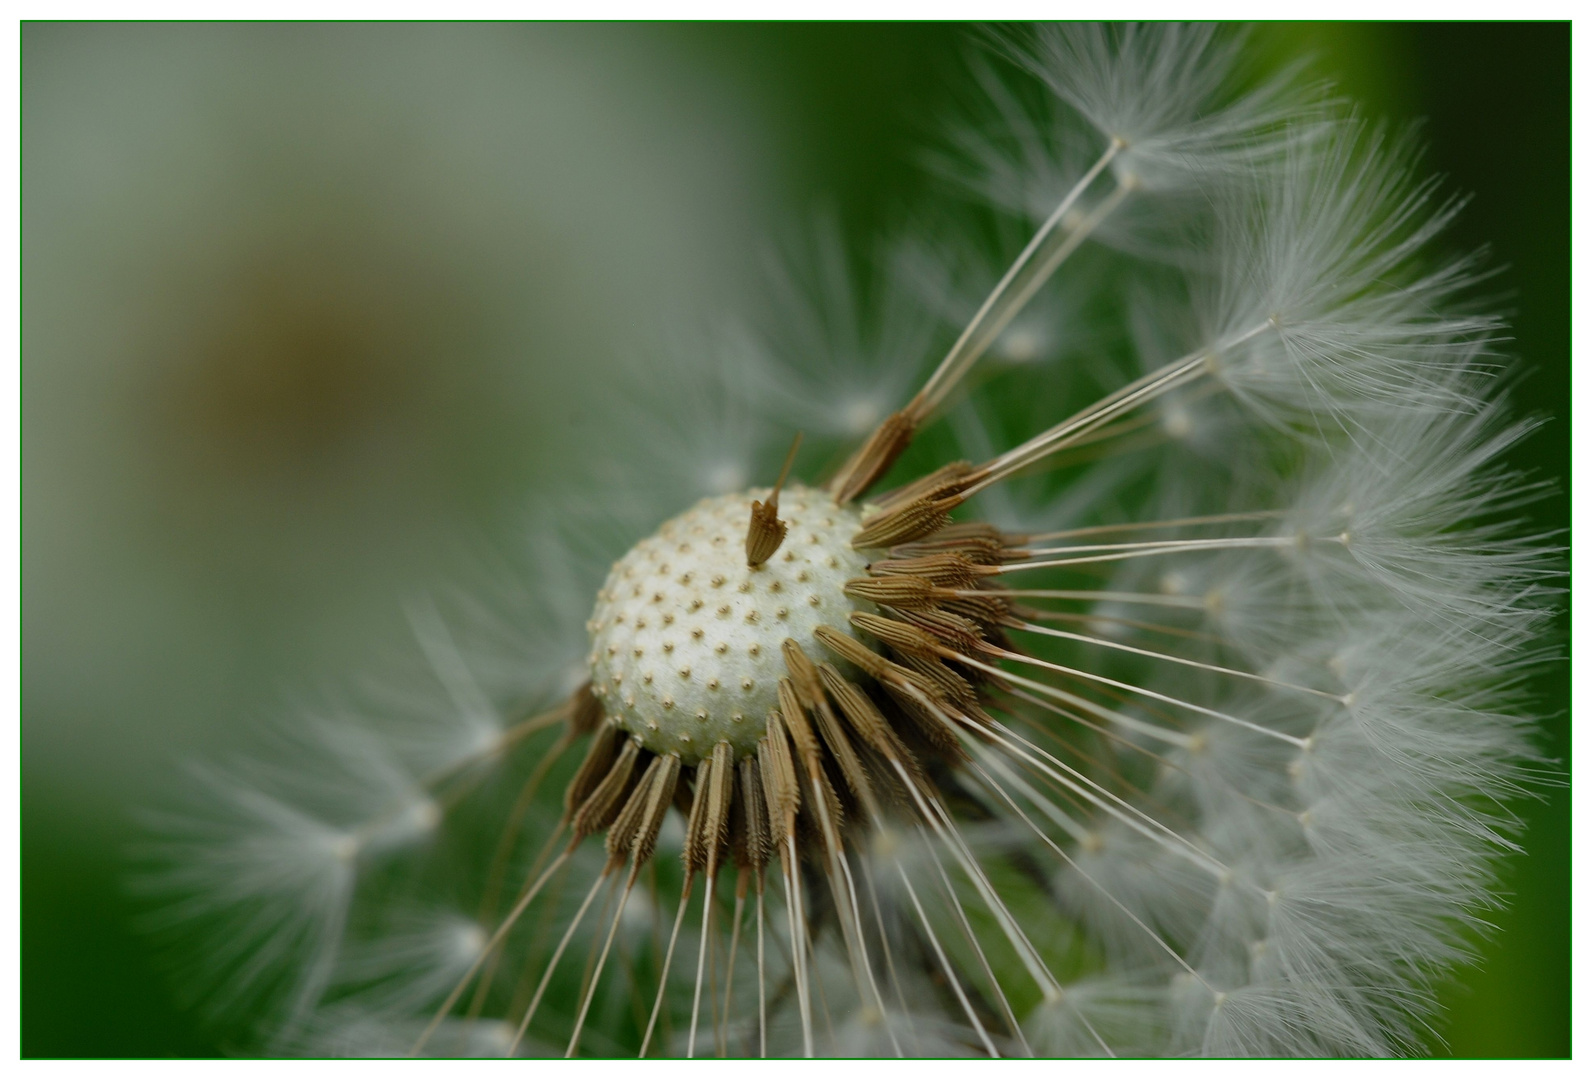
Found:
[588,485,873,760]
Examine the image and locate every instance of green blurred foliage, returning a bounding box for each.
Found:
[22,23,1567,1057]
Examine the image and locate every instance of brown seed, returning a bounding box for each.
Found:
[568,682,605,737]
[876,674,969,763]
[605,753,680,868]
[897,607,987,653]
[571,736,643,841]
[684,741,735,876]
[828,409,917,505]
[776,677,822,766]
[867,553,985,588]
[871,461,976,511]
[733,755,770,873]
[813,625,891,680]
[758,712,800,845]
[848,611,943,657]
[744,499,788,568]
[843,575,938,609]
[850,495,961,549]
[817,663,917,772]
[605,755,660,865]
[779,639,825,705]
[564,721,623,815]
[797,754,847,853]
[746,431,803,567]
[630,754,682,868]
[940,591,1012,627]
[891,536,1006,564]
[783,639,875,812]
[682,755,713,874]
[891,520,1006,555]
[810,684,876,817]
[813,626,970,761]
[899,651,978,707]
[934,521,1009,543]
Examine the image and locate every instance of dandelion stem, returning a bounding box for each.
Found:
[891,755,1061,999]
[640,876,695,1057]
[858,853,919,1051]
[998,668,1198,750]
[894,859,999,1057]
[1017,536,1288,557]
[509,868,610,1055]
[720,876,746,1058]
[1020,510,1289,543]
[981,645,1309,747]
[416,702,568,792]
[411,846,570,1056]
[968,320,1275,496]
[1006,619,1345,701]
[928,177,1133,411]
[995,533,1342,571]
[969,750,1206,992]
[566,867,643,1057]
[826,143,1130,504]
[755,882,767,1058]
[969,356,1210,495]
[915,139,1123,416]
[478,729,575,923]
[922,827,1032,1055]
[780,838,815,1057]
[687,870,715,1058]
[976,588,1209,609]
[972,714,1228,878]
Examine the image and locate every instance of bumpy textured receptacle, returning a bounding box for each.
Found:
[586,485,876,762]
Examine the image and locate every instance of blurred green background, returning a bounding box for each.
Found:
[21,23,1568,1057]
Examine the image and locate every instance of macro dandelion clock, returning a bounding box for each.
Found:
[142,25,1559,1058]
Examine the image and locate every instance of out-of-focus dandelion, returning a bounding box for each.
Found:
[141,24,1556,1057]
